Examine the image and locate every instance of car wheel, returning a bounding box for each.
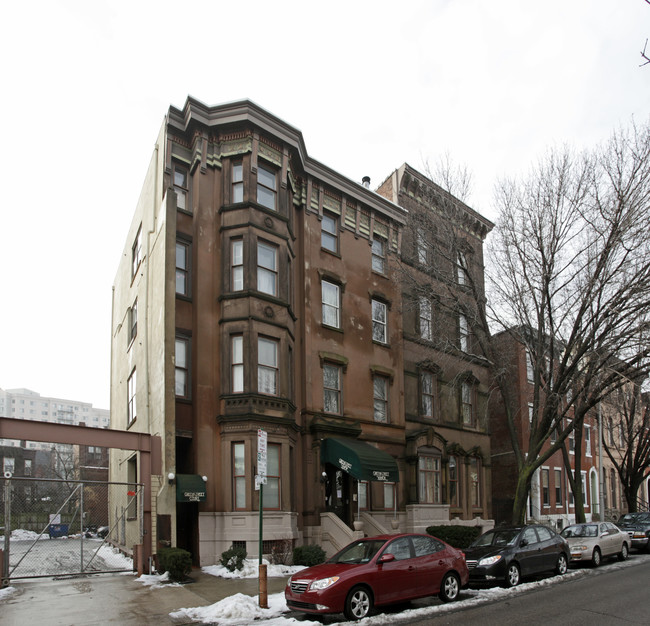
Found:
[504,562,520,588]
[591,547,601,567]
[556,553,568,575]
[344,586,373,621]
[618,543,628,561]
[438,572,460,602]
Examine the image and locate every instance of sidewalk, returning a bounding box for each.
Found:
[1,569,290,625]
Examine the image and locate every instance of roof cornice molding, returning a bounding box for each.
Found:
[167,97,407,224]
[397,162,494,234]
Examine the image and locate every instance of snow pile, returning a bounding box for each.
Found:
[0,586,17,601]
[202,558,305,579]
[136,571,182,588]
[96,544,134,570]
[0,529,48,542]
[170,591,319,625]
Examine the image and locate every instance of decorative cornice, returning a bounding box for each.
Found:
[167,97,407,225]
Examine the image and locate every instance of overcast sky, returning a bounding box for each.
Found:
[1,0,648,411]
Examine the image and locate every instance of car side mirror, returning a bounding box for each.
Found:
[378,553,395,564]
[520,539,528,547]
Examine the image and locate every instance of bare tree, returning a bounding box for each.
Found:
[404,122,650,525]
[481,123,650,524]
[603,388,650,512]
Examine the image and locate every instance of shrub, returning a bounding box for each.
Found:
[221,545,247,572]
[426,525,481,549]
[293,544,326,567]
[157,547,192,582]
[270,539,293,565]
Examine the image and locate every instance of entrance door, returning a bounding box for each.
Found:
[326,467,354,527]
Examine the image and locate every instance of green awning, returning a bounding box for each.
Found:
[321,438,399,482]
[176,474,207,502]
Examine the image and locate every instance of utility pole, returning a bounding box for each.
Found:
[598,400,605,520]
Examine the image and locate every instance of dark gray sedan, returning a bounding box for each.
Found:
[464,524,569,588]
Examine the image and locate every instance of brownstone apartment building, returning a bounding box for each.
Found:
[110,98,494,565]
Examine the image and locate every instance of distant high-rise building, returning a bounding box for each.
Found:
[0,387,109,450]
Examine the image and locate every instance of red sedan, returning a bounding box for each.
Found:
[285,533,469,621]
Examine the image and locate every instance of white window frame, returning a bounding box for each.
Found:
[373,375,389,423]
[322,280,341,328]
[257,241,278,296]
[232,161,243,203]
[262,443,281,510]
[526,349,534,383]
[175,336,190,399]
[233,443,246,510]
[232,239,244,291]
[419,297,432,341]
[176,240,190,296]
[461,381,473,426]
[131,226,142,278]
[232,335,244,393]
[321,212,338,253]
[421,371,435,419]
[459,313,469,351]
[257,163,277,210]
[416,232,428,265]
[173,163,189,211]
[418,455,441,504]
[257,337,278,395]
[129,298,138,343]
[127,369,137,425]
[323,363,342,414]
[542,467,550,507]
[371,238,386,274]
[372,299,387,344]
[456,251,467,285]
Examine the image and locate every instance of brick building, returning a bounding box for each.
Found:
[110,98,495,565]
[489,331,606,529]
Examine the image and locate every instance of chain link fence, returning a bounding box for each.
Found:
[1,477,143,581]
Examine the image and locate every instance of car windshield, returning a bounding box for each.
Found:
[472,529,519,547]
[562,525,597,538]
[329,539,387,564]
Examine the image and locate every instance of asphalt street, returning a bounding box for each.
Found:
[395,553,650,625]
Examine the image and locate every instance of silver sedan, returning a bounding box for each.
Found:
[560,522,629,567]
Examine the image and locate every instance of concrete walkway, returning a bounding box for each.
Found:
[1,570,290,625]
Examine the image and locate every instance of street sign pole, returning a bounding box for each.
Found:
[257,429,268,608]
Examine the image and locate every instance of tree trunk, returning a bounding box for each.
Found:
[511,465,534,525]
[624,478,643,513]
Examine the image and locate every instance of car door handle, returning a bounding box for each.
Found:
[439,560,445,565]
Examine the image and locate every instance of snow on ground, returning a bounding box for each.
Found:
[167,553,650,625]
[0,529,48,542]
[2,529,134,577]
[170,592,319,626]
[0,586,18,601]
[202,558,306,579]
[96,544,134,570]
[137,571,182,589]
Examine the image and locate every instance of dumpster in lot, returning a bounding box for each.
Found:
[48,524,69,538]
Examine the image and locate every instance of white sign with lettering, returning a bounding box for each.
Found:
[257,429,267,477]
